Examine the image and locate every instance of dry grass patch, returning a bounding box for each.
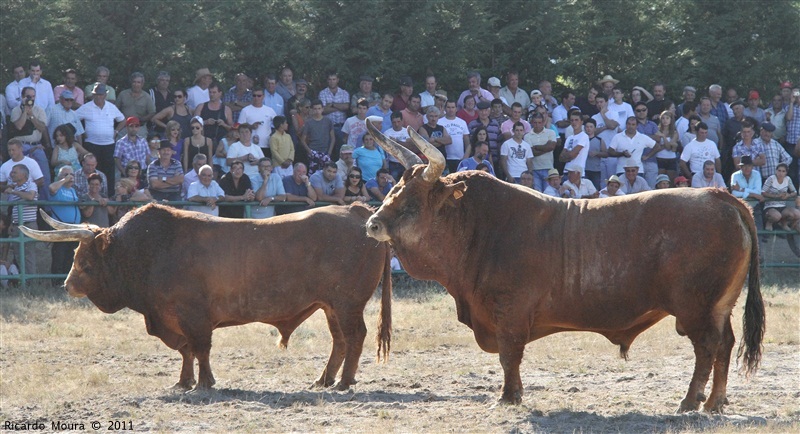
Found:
[1,283,798,433]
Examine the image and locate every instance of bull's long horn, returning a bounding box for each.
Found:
[39,209,88,230]
[19,226,95,243]
[365,117,422,169]
[408,127,445,183]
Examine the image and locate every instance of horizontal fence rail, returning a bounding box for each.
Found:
[0,198,797,285]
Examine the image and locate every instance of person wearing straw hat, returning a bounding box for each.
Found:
[597,75,619,99]
[599,174,625,198]
[187,67,213,111]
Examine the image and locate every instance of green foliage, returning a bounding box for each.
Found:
[1,0,798,102]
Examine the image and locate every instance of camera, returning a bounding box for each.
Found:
[24,98,34,106]
[794,90,800,98]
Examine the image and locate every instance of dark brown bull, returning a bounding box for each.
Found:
[363,120,764,413]
[22,203,392,392]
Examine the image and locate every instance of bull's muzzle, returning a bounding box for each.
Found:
[366,215,390,242]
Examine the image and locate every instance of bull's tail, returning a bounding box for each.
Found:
[735,199,765,376]
[376,246,392,363]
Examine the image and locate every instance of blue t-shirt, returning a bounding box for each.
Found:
[51,187,81,224]
[365,178,393,200]
[353,147,386,181]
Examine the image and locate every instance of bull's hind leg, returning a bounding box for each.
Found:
[314,309,346,388]
[704,317,735,413]
[679,324,721,412]
[333,309,368,390]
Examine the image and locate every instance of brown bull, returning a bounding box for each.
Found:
[363,119,764,413]
[22,203,392,392]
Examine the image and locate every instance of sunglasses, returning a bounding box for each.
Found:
[252,94,264,97]
[348,174,362,179]
[173,94,184,98]
[635,109,647,113]
[192,126,202,130]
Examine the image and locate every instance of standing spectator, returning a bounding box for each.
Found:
[276,66,296,102]
[342,98,370,148]
[0,139,44,195]
[237,87,276,154]
[743,90,766,124]
[352,133,386,181]
[537,80,559,114]
[224,72,252,123]
[679,122,721,178]
[732,120,766,169]
[645,83,670,123]
[73,153,107,197]
[269,115,294,168]
[151,88,192,139]
[5,64,27,114]
[182,117,214,172]
[597,75,619,100]
[765,94,787,143]
[697,97,723,145]
[500,103,531,141]
[552,90,576,137]
[707,84,729,127]
[318,71,349,148]
[633,102,661,187]
[417,107,451,163]
[149,71,174,115]
[79,173,110,227]
[114,117,149,176]
[401,94,424,131]
[655,111,680,182]
[500,122,533,183]
[147,142,184,201]
[186,68,213,111]
[575,87,600,118]
[608,116,656,176]
[187,164,226,217]
[382,112,413,180]
[583,118,602,189]
[309,161,345,205]
[9,86,51,193]
[53,68,84,108]
[351,75,381,112]
[721,99,746,180]
[76,83,125,190]
[525,114,557,192]
[366,93,394,132]
[84,66,117,104]
[334,144,355,183]
[182,154,207,199]
[559,111,590,176]
[51,124,86,174]
[757,122,792,181]
[263,74,285,117]
[391,76,414,112]
[4,164,38,275]
[439,100,472,174]
[194,82,233,144]
[592,94,621,187]
[48,167,81,275]
[457,71,493,109]
[47,90,84,144]
[607,87,634,124]
[116,72,155,138]
[691,160,726,188]
[19,60,54,110]
[300,99,335,171]
[676,86,696,118]
[457,96,479,125]
[784,88,800,176]
[730,155,764,229]
[226,123,265,179]
[419,75,439,111]
[468,101,502,173]
[500,71,530,117]
[162,120,184,165]
[456,141,494,175]
[490,98,508,126]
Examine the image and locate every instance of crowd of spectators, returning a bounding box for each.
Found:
[1,61,799,276]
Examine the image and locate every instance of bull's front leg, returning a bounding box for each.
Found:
[172,345,196,390]
[497,334,526,404]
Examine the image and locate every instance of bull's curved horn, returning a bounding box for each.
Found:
[365,117,422,169]
[39,209,88,230]
[18,226,95,243]
[408,127,445,183]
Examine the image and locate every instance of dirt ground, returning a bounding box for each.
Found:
[1,281,798,433]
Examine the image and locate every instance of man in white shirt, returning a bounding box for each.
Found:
[551,90,576,137]
[607,87,634,124]
[500,122,533,183]
[591,94,621,185]
[525,113,558,192]
[19,61,54,110]
[562,167,598,199]
[419,75,438,111]
[439,100,471,174]
[560,111,590,175]
[186,68,213,111]
[608,116,656,176]
[75,83,126,190]
[679,122,721,178]
[187,164,226,216]
[5,64,27,114]
[499,71,530,117]
[238,87,277,152]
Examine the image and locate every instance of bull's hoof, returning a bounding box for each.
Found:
[170,378,196,391]
[313,377,335,388]
[192,376,215,392]
[498,391,523,405]
[333,379,356,391]
[703,396,729,414]
[677,398,701,413]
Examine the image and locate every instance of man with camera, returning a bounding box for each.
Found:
[9,87,51,197]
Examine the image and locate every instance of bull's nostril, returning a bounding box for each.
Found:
[369,223,380,232]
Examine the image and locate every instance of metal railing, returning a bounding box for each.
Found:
[0,198,797,285]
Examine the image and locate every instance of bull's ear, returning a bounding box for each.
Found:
[443,181,467,207]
